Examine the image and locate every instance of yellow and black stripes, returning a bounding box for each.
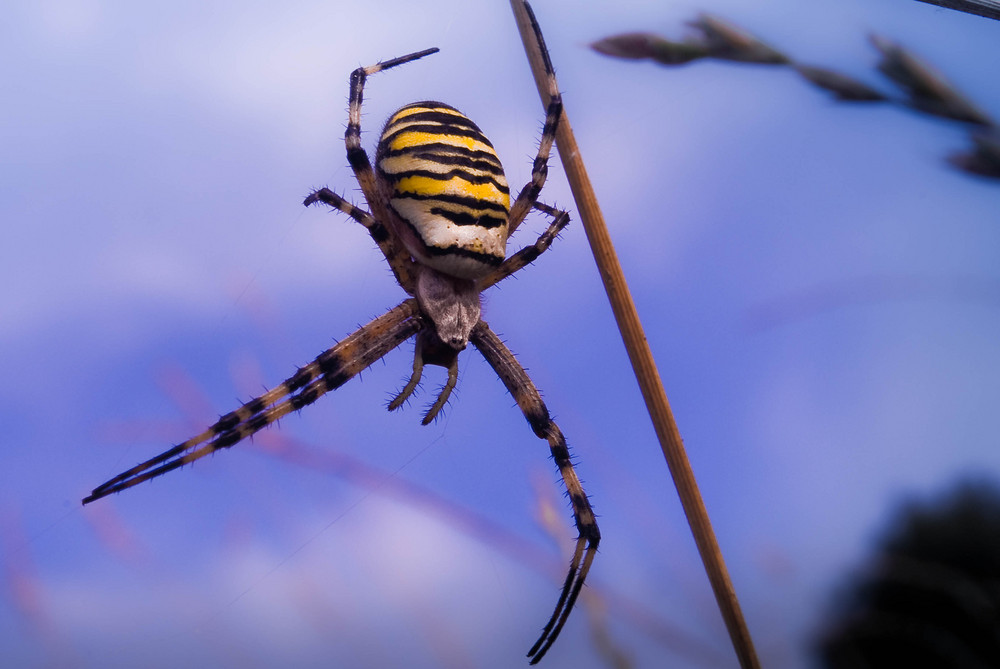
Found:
[84,300,425,504]
[376,102,510,280]
[470,320,600,665]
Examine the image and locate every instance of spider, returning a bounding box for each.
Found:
[83,3,598,664]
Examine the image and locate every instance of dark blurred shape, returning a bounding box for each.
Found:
[816,480,1000,668]
[793,65,887,102]
[870,35,995,126]
[688,14,790,64]
[590,33,708,65]
[914,0,1000,21]
[950,128,1000,179]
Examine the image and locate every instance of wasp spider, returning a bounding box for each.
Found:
[84,4,597,663]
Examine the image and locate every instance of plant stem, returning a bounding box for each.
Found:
[508,2,762,667]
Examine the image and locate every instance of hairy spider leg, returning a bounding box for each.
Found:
[342,47,441,293]
[304,187,416,296]
[506,3,563,238]
[470,320,600,664]
[84,300,424,504]
[479,201,571,291]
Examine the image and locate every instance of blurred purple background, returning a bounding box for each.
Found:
[3,1,998,667]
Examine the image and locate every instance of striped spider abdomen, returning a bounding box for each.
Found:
[376,102,511,281]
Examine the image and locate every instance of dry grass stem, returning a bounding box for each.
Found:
[510,2,762,668]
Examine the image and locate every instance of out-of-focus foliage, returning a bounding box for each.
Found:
[590,33,707,65]
[951,129,1000,178]
[687,14,789,65]
[791,65,886,102]
[816,480,1000,668]
[870,35,993,126]
[591,14,1000,181]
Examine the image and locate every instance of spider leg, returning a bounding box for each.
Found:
[506,3,562,238]
[470,320,600,664]
[478,201,570,290]
[389,330,461,424]
[84,300,424,505]
[304,187,417,292]
[388,339,425,412]
[421,352,458,425]
[342,47,439,293]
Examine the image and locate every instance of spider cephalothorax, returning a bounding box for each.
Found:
[84,3,598,664]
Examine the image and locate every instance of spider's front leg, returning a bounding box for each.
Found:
[391,266,481,424]
[470,320,600,664]
[322,46,439,294]
[507,3,563,238]
[479,201,570,291]
[388,329,459,425]
[304,188,418,294]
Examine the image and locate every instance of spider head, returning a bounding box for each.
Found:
[414,266,481,350]
[414,330,461,370]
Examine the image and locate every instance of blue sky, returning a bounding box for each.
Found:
[3,1,999,667]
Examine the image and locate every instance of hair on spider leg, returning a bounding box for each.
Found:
[421,379,460,424]
[386,352,422,413]
[385,385,417,411]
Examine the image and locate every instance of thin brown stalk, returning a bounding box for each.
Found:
[508,2,761,668]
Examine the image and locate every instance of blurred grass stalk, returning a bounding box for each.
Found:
[915,0,1000,21]
[510,2,761,668]
[591,14,1000,180]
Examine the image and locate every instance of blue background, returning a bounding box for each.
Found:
[3,1,998,667]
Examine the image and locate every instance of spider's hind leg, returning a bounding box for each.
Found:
[389,330,460,425]
[470,319,600,664]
